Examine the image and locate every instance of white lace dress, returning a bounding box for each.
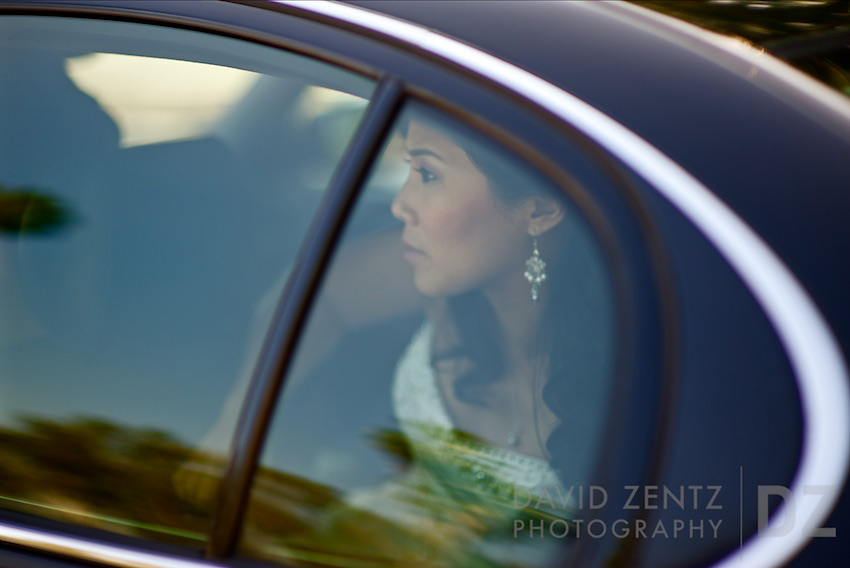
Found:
[341,322,570,565]
[392,322,565,502]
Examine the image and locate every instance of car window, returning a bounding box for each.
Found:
[0,15,372,548]
[239,102,619,567]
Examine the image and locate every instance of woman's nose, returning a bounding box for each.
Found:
[391,183,417,225]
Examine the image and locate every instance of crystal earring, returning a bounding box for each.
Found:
[524,237,546,304]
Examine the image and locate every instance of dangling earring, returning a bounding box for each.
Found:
[524,237,546,304]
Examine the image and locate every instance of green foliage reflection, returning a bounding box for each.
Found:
[635,1,850,95]
[636,1,850,43]
[0,416,211,544]
[242,427,573,568]
[0,183,72,235]
[0,415,574,564]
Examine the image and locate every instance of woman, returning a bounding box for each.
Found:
[307,109,593,565]
[388,113,568,465]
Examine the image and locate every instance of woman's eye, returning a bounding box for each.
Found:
[415,166,437,184]
[404,157,439,185]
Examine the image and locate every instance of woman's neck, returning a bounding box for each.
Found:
[482,269,544,376]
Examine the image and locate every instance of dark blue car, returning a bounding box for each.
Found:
[0,1,848,567]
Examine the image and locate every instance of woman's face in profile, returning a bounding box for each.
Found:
[391,120,532,299]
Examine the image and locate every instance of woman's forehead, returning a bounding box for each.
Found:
[405,120,471,164]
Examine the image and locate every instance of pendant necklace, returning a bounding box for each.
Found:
[505,373,544,453]
[506,376,523,447]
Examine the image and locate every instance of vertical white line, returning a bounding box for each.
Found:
[740,465,744,557]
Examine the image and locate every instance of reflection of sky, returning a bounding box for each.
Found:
[0,137,291,448]
[0,52,366,452]
[0,236,286,448]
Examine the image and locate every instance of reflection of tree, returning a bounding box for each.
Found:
[635,1,850,95]
[636,1,850,43]
[0,182,71,235]
[0,415,569,564]
[243,426,573,568]
[0,416,210,544]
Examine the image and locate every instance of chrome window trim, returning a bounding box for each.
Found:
[276,2,850,568]
[0,521,223,568]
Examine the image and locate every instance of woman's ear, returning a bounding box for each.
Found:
[522,195,565,237]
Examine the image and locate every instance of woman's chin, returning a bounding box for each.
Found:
[413,274,446,299]
[414,277,469,300]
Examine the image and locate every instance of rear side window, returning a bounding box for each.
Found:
[239,102,619,566]
[0,15,372,547]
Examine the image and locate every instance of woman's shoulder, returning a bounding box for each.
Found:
[393,320,453,428]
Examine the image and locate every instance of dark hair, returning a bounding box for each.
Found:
[436,234,574,481]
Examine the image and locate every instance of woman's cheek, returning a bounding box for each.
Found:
[427,186,492,239]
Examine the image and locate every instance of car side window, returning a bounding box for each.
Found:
[0,15,372,547]
[239,102,619,566]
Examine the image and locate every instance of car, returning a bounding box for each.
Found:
[0,1,848,567]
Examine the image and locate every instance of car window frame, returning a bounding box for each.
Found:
[0,1,678,567]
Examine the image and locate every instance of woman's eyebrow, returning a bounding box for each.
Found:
[406,148,446,162]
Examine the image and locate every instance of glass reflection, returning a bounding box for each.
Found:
[0,15,372,547]
[0,416,209,543]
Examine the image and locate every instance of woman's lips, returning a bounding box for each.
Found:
[403,242,425,262]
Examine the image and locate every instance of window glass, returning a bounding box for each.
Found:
[0,15,372,546]
[240,103,617,566]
